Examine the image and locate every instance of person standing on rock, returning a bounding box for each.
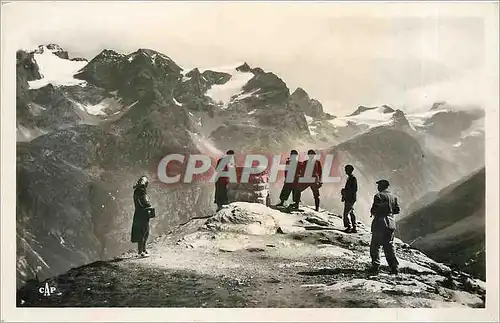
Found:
[131,176,155,258]
[295,149,323,211]
[214,150,235,211]
[341,165,358,233]
[369,179,400,275]
[276,150,303,209]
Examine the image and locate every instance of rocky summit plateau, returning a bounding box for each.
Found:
[18,203,485,308]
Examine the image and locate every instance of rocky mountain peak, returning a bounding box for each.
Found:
[201,70,232,85]
[431,101,448,110]
[34,44,69,60]
[16,50,41,81]
[348,105,394,117]
[97,49,124,59]
[125,48,182,76]
[291,87,310,101]
[390,109,412,129]
[250,67,264,74]
[349,105,372,116]
[381,104,395,113]
[236,62,252,72]
[241,70,289,103]
[186,68,201,77]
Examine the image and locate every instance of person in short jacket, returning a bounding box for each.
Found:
[369,179,400,275]
[341,164,358,233]
[276,150,303,209]
[131,176,154,257]
[295,149,323,211]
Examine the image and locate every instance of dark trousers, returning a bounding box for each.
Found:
[343,200,356,229]
[296,183,321,209]
[137,230,149,254]
[214,181,229,209]
[279,183,300,203]
[370,228,399,269]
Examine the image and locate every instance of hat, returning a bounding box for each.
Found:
[290,150,298,155]
[376,179,390,187]
[307,149,316,155]
[134,176,149,189]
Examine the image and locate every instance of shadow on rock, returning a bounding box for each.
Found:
[298,268,360,276]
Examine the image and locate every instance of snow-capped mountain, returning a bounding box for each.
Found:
[28,45,88,89]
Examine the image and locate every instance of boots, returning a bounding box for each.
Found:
[367,265,380,275]
[289,203,299,210]
[314,198,320,212]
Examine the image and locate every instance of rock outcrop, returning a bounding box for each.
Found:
[227,167,270,205]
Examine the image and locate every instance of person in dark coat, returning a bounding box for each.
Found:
[214,150,235,211]
[131,176,154,257]
[276,150,303,209]
[341,164,358,233]
[369,179,400,275]
[295,149,323,211]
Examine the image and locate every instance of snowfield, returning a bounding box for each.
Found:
[28,46,87,89]
[203,64,255,108]
[328,106,394,129]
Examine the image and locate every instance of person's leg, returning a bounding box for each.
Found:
[349,202,357,232]
[370,231,382,273]
[277,183,292,206]
[343,201,352,229]
[221,183,229,206]
[143,229,150,254]
[312,186,320,211]
[290,183,307,209]
[215,182,227,210]
[137,242,143,254]
[382,230,399,273]
[214,182,221,207]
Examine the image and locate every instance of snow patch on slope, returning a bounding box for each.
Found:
[329,106,394,129]
[17,124,48,142]
[28,46,87,89]
[173,98,183,106]
[406,108,450,128]
[305,115,319,136]
[204,65,254,109]
[188,131,223,156]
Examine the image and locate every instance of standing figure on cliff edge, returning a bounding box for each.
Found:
[131,176,155,258]
[276,150,303,209]
[341,164,358,233]
[369,179,400,275]
[295,149,323,211]
[214,150,235,211]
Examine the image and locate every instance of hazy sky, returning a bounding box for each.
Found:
[3,2,498,115]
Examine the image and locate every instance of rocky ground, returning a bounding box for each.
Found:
[17,203,486,308]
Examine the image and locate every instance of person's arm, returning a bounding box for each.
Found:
[370,194,380,217]
[392,196,400,215]
[352,177,358,193]
[137,190,152,209]
[316,161,323,181]
[284,158,290,178]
